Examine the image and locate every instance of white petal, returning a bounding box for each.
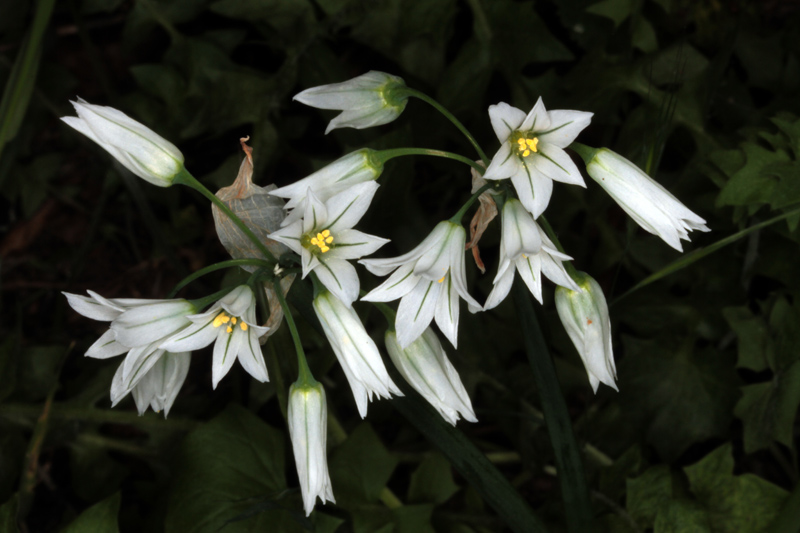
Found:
[303,190,329,234]
[121,344,165,391]
[488,102,526,143]
[360,221,451,276]
[212,327,244,389]
[361,263,418,303]
[314,258,360,306]
[323,181,379,232]
[159,311,218,352]
[111,300,194,347]
[538,110,593,148]
[219,285,255,320]
[63,292,122,321]
[533,144,585,187]
[483,143,519,181]
[520,97,551,132]
[434,275,460,348]
[326,229,389,260]
[510,165,553,219]
[484,267,516,310]
[396,279,441,348]
[517,256,544,304]
[86,329,129,359]
[236,330,269,383]
[268,220,304,255]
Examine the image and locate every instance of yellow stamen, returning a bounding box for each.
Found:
[310,230,335,253]
[241,322,248,331]
[231,317,237,324]
[513,134,539,158]
[213,312,229,328]
[226,326,233,333]
[438,275,446,283]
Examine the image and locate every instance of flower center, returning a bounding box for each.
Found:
[213,312,248,334]
[511,131,539,158]
[306,229,335,254]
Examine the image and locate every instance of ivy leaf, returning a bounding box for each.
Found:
[329,423,397,509]
[684,444,788,533]
[722,306,773,372]
[408,452,459,505]
[653,499,711,533]
[626,465,673,529]
[62,493,121,533]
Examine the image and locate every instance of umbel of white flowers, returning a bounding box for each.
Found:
[61,99,185,187]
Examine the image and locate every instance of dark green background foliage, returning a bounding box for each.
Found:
[1,0,799,531]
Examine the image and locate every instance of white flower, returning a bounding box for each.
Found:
[483,98,593,218]
[583,147,710,251]
[288,381,335,516]
[160,285,269,389]
[483,198,580,310]
[555,272,617,393]
[360,221,481,349]
[64,291,197,413]
[294,71,408,134]
[61,99,184,187]
[385,328,476,426]
[270,149,384,222]
[111,351,191,417]
[313,290,402,418]
[269,182,389,306]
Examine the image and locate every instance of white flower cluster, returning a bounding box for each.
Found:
[62,70,708,517]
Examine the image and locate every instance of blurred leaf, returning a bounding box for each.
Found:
[722,306,772,372]
[69,440,129,503]
[653,499,711,533]
[632,17,657,53]
[619,337,740,461]
[586,0,635,29]
[684,444,788,533]
[0,494,18,533]
[0,433,25,504]
[80,0,125,14]
[0,337,17,403]
[16,346,62,402]
[209,0,315,42]
[165,404,298,532]
[626,465,672,529]
[408,452,459,505]
[329,423,397,508]
[62,492,121,533]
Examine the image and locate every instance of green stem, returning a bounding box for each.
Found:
[538,215,580,280]
[450,183,494,223]
[399,88,491,166]
[378,147,485,175]
[173,170,278,264]
[0,403,199,431]
[512,277,594,533]
[271,279,313,384]
[168,259,275,298]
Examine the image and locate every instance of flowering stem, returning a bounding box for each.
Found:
[538,215,580,280]
[377,147,485,175]
[512,278,594,533]
[399,88,491,166]
[450,183,494,224]
[271,279,314,385]
[167,259,275,298]
[173,170,278,264]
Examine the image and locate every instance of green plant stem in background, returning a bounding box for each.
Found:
[398,88,491,166]
[450,183,494,223]
[167,259,275,298]
[613,205,800,304]
[538,215,580,279]
[272,279,314,384]
[512,277,594,533]
[377,147,486,175]
[174,170,278,265]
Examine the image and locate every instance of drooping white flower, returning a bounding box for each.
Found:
[270,149,384,222]
[483,99,593,218]
[288,381,335,516]
[160,285,269,389]
[554,272,617,393]
[313,290,402,418]
[385,328,476,426]
[294,71,408,134]
[61,99,184,187]
[582,147,710,251]
[111,351,191,417]
[269,182,389,306]
[483,198,580,310]
[64,291,197,412]
[360,221,481,349]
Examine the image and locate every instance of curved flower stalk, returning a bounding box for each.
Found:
[160,285,269,389]
[64,291,196,414]
[555,272,617,392]
[294,71,409,134]
[61,99,185,187]
[385,328,477,426]
[313,290,402,418]
[483,198,580,310]
[270,149,384,223]
[270,182,389,306]
[581,147,710,251]
[483,99,593,218]
[360,221,481,349]
[112,351,191,417]
[288,381,335,515]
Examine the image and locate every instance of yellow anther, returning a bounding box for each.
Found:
[527,137,539,152]
[438,275,446,283]
[241,322,248,331]
[522,150,530,157]
[226,326,233,333]
[213,312,229,328]
[321,229,330,238]
[310,230,335,253]
[231,317,237,324]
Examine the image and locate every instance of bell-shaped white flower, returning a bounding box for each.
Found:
[270,149,384,221]
[555,272,617,393]
[61,99,184,187]
[294,71,408,134]
[288,381,335,516]
[483,198,580,310]
[385,328,476,426]
[111,351,191,417]
[582,147,709,251]
[360,221,481,349]
[270,182,389,306]
[483,98,593,218]
[160,285,269,389]
[313,290,402,418]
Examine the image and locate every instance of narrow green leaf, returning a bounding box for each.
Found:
[0,494,18,533]
[512,278,593,533]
